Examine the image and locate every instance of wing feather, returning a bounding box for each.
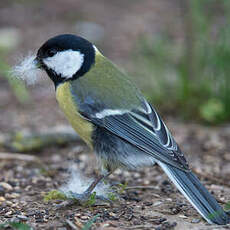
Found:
[87,102,189,170]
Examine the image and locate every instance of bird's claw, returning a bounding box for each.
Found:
[68,191,91,202]
[95,195,113,204]
[67,191,112,205]
[55,199,75,209]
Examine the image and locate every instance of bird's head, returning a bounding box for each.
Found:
[35,34,96,86]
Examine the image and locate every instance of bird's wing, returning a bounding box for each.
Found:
[79,99,189,171]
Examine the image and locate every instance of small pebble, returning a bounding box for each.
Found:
[151,217,167,225]
[25,185,32,191]
[191,218,201,223]
[6,201,13,206]
[80,216,89,220]
[109,212,116,217]
[11,203,20,208]
[178,215,187,219]
[36,218,44,223]
[143,180,150,185]
[10,217,20,223]
[155,221,177,230]
[123,171,130,177]
[0,182,13,191]
[0,196,6,202]
[5,211,13,217]
[5,193,20,199]
[133,173,140,178]
[143,201,153,206]
[8,180,17,187]
[27,211,37,216]
[224,153,230,161]
[153,201,162,207]
[17,215,28,221]
[0,185,5,195]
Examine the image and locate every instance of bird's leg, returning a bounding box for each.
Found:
[68,173,114,204]
[68,174,105,201]
[85,174,105,194]
[55,174,108,209]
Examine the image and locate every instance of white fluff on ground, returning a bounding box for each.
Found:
[60,165,111,198]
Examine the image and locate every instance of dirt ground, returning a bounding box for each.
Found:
[0,0,230,229]
[0,122,230,230]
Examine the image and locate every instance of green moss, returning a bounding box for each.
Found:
[200,99,225,123]
[0,222,32,230]
[0,51,30,104]
[43,190,67,202]
[117,182,128,194]
[84,192,97,206]
[82,214,99,230]
[107,192,118,201]
[224,201,230,212]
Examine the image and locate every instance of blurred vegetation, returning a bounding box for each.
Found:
[43,190,67,202]
[81,214,99,230]
[0,50,30,104]
[5,129,79,153]
[0,29,30,104]
[225,201,230,212]
[0,222,32,230]
[133,0,230,124]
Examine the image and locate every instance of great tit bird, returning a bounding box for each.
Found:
[33,34,229,225]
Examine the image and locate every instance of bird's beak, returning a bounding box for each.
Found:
[33,56,42,69]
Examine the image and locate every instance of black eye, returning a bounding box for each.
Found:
[46,48,57,57]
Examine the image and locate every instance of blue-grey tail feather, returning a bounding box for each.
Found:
[159,162,230,225]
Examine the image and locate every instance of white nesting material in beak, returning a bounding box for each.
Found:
[12,53,42,85]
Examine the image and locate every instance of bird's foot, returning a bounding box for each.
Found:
[68,191,91,202]
[55,199,76,209]
[67,191,112,205]
[55,191,112,209]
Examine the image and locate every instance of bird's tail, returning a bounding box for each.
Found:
[158,162,230,225]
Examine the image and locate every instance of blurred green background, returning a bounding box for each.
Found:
[1,0,230,130]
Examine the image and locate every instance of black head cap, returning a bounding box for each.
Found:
[36,34,95,86]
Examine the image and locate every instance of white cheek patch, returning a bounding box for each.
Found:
[12,53,42,85]
[43,50,84,79]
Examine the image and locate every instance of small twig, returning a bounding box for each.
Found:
[66,219,79,230]
[74,216,84,229]
[3,126,81,153]
[126,186,158,190]
[124,225,156,229]
[204,224,230,229]
[0,152,39,161]
[55,200,76,210]
[193,169,230,187]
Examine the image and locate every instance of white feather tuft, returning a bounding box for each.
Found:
[60,165,111,197]
[11,53,42,85]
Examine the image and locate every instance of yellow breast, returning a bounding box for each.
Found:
[56,82,93,148]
